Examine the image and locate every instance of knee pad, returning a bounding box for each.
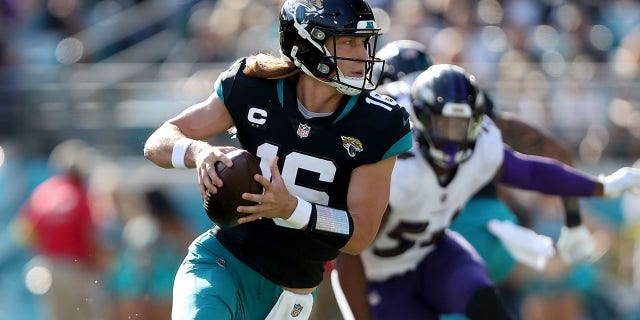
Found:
[265,290,314,320]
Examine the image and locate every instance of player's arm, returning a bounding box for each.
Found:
[240,156,397,255]
[341,156,397,254]
[494,146,601,196]
[493,112,582,226]
[494,112,572,164]
[334,252,373,320]
[493,143,640,263]
[144,91,238,199]
[144,91,234,168]
[494,146,640,199]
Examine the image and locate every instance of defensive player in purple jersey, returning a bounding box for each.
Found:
[335,64,640,320]
[374,40,591,285]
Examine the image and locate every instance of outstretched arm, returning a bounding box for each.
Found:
[493,108,594,264]
[496,146,640,199]
[495,146,602,196]
[494,112,572,164]
[494,145,601,264]
[494,143,640,263]
[494,112,581,226]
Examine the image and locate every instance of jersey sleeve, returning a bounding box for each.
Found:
[383,106,413,159]
[212,58,248,122]
[474,116,505,170]
[367,91,413,160]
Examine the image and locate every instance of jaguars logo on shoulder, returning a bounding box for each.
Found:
[341,136,363,157]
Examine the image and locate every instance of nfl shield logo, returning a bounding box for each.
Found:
[290,303,303,317]
[297,123,310,138]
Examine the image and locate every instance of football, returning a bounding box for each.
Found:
[203,149,263,228]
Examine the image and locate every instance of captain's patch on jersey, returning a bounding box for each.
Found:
[247,106,268,128]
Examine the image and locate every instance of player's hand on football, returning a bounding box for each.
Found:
[195,145,239,200]
[237,157,297,224]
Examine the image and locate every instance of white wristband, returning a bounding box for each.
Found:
[273,196,312,229]
[171,138,195,169]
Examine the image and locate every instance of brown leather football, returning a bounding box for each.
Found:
[203,149,263,228]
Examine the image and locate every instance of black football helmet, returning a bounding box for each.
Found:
[374,40,433,85]
[410,64,485,169]
[279,0,383,95]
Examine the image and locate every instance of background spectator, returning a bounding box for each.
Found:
[11,139,112,320]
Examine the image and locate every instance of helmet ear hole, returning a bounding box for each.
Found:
[310,28,326,42]
[317,63,332,76]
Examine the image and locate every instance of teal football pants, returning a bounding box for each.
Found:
[171,229,283,320]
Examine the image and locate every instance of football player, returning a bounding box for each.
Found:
[374,39,433,86]
[335,65,640,320]
[143,0,412,319]
[375,40,592,284]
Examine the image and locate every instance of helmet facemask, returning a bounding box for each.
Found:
[325,30,383,95]
[414,103,484,169]
[409,64,485,169]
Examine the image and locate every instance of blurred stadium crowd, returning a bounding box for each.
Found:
[1,0,640,319]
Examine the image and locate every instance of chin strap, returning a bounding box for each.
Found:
[291,45,366,96]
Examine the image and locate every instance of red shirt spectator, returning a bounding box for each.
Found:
[12,139,113,320]
[19,174,95,264]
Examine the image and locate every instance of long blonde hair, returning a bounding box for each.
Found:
[244,53,299,79]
